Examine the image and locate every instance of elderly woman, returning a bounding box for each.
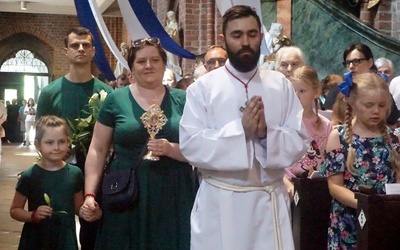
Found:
[82,37,197,249]
[275,46,305,78]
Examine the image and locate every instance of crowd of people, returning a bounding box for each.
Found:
[7,4,400,250]
[0,98,37,147]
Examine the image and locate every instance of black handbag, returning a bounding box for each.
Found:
[101,143,148,212]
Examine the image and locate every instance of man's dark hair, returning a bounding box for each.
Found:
[64,27,94,48]
[222,5,261,35]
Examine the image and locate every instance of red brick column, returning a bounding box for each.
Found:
[277,0,292,37]
[360,0,375,26]
[179,0,213,75]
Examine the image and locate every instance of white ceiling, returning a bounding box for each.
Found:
[0,0,119,15]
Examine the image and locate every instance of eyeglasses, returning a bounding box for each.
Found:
[206,58,227,67]
[132,37,160,48]
[342,58,367,67]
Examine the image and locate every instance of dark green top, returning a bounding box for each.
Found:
[16,164,84,250]
[96,86,198,250]
[35,76,113,169]
[36,76,113,120]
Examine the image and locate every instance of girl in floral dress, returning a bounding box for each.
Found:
[283,66,332,199]
[321,72,400,249]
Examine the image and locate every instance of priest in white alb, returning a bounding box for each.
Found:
[179,5,309,250]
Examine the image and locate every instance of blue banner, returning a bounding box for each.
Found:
[74,0,116,81]
[128,0,196,59]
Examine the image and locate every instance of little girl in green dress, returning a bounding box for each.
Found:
[10,115,101,249]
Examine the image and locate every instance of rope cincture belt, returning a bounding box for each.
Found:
[204,177,283,250]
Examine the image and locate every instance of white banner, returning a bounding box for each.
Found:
[89,0,129,73]
[118,0,149,42]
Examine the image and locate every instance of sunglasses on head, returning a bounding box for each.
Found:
[132,37,160,48]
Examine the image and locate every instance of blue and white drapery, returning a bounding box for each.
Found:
[88,0,129,72]
[124,0,196,60]
[74,0,267,81]
[74,0,116,81]
[74,0,197,81]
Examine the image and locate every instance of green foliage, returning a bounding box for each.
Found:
[67,90,108,157]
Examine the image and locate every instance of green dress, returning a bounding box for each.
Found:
[16,164,84,250]
[96,86,198,250]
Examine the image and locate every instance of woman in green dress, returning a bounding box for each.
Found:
[82,37,198,249]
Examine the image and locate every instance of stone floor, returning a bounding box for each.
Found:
[0,143,81,249]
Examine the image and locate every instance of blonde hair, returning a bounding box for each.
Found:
[35,115,70,143]
[344,73,400,173]
[291,66,322,130]
[331,92,347,126]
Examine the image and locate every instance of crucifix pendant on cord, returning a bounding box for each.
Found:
[224,65,257,113]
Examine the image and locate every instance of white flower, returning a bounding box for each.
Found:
[89,93,99,105]
[99,90,108,102]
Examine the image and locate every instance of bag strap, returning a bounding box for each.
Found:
[104,87,169,173]
[104,138,148,174]
[104,150,116,174]
[133,138,149,171]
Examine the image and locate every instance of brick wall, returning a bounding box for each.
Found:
[277,0,292,37]
[105,16,126,73]
[178,0,221,75]
[2,1,398,80]
[359,0,395,37]
[0,13,79,79]
[0,12,121,81]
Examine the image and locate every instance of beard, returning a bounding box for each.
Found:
[226,44,260,72]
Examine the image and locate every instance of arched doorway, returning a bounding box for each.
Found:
[0,49,51,104]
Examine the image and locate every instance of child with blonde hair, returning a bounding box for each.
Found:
[10,116,101,249]
[321,72,400,249]
[284,66,333,198]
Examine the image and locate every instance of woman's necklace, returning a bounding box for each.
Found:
[132,84,164,108]
[225,65,258,112]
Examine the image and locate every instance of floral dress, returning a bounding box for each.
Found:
[285,115,332,180]
[320,125,399,249]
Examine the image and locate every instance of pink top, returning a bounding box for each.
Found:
[285,115,332,180]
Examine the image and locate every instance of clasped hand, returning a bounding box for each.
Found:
[242,95,267,141]
[80,198,102,222]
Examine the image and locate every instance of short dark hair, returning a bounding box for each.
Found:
[343,43,374,62]
[64,27,94,48]
[222,5,261,35]
[127,41,167,70]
